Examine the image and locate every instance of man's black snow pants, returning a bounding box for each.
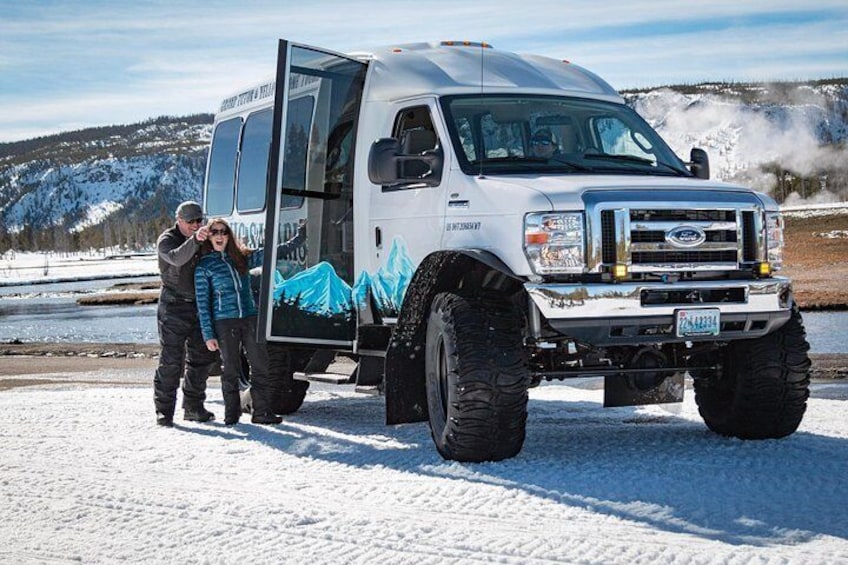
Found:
[153,296,217,417]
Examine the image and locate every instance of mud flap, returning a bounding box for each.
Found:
[603,372,684,407]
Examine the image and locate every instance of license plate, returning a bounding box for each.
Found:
[675,308,720,338]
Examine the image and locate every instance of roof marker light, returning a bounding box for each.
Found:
[440,40,493,49]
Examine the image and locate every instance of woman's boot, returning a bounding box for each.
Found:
[223,391,241,425]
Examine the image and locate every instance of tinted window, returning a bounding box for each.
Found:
[392,105,441,181]
[205,118,241,216]
[280,95,314,209]
[594,116,655,159]
[237,109,272,213]
[278,47,367,200]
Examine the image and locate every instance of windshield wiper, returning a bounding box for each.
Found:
[548,155,593,172]
[469,155,594,173]
[582,152,653,165]
[582,152,688,175]
[469,156,548,165]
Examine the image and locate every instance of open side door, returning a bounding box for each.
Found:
[258,40,368,348]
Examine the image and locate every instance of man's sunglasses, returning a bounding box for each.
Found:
[532,139,553,146]
[184,218,204,225]
[210,228,229,236]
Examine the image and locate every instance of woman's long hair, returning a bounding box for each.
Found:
[201,218,251,274]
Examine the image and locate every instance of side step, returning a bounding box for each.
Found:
[292,371,381,397]
[293,356,384,395]
[294,355,358,385]
[293,370,353,384]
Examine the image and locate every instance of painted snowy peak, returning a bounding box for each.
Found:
[356,237,415,316]
[274,261,353,317]
[273,237,415,318]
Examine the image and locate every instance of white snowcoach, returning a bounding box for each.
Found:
[202,39,811,461]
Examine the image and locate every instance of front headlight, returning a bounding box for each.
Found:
[765,211,784,271]
[524,212,585,274]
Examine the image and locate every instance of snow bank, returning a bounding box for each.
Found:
[0,376,846,564]
[781,201,848,219]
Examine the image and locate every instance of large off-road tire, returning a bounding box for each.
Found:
[425,291,530,462]
[267,344,310,415]
[694,304,811,439]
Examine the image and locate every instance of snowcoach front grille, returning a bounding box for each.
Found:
[585,191,765,274]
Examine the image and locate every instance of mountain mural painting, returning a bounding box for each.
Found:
[270,237,415,342]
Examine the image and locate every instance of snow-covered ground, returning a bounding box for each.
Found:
[1,374,846,564]
[0,251,158,286]
[781,201,848,219]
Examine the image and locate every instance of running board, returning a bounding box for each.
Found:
[294,356,382,388]
[292,373,380,396]
[294,371,352,384]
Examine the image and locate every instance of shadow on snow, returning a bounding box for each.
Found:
[187,384,847,547]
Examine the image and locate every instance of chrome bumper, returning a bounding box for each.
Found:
[525,276,793,345]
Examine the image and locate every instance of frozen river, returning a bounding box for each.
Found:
[0,277,159,344]
[0,277,845,352]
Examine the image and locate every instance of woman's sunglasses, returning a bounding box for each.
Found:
[210,228,229,236]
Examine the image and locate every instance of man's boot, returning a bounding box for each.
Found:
[184,405,216,422]
[156,412,174,427]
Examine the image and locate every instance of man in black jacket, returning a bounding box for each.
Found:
[153,201,218,427]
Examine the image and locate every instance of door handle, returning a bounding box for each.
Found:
[375,226,382,249]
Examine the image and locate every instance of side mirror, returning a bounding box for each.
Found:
[689,148,710,179]
[368,137,444,188]
[368,138,402,186]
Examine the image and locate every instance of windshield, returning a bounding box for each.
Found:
[441,95,690,177]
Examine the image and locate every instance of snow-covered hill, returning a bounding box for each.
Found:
[625,80,848,203]
[0,115,212,240]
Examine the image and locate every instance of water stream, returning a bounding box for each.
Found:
[0,278,845,352]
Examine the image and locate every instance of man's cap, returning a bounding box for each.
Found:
[176,201,203,222]
[531,129,555,144]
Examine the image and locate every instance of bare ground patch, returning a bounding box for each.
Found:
[782,213,848,310]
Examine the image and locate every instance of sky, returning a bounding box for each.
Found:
[1,0,847,143]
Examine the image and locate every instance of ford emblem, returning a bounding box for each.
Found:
[665,225,706,248]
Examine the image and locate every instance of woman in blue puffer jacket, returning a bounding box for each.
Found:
[194,217,305,425]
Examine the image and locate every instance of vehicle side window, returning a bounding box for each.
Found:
[205,118,241,216]
[453,116,477,162]
[481,114,525,158]
[594,116,655,160]
[236,109,272,213]
[280,95,314,209]
[392,106,441,181]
